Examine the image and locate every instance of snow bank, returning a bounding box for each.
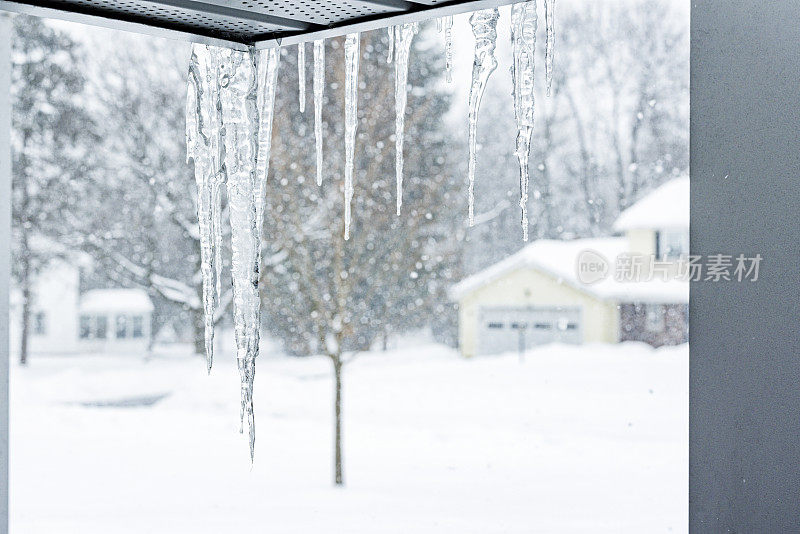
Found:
[10,342,687,533]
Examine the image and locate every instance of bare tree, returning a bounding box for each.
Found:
[68,36,232,353]
[464,0,688,268]
[259,30,461,485]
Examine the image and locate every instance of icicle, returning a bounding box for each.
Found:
[217,47,259,461]
[467,8,499,226]
[511,1,537,242]
[443,16,454,83]
[212,180,224,304]
[343,33,360,240]
[387,26,394,64]
[209,50,227,310]
[436,17,443,32]
[216,46,279,463]
[393,23,418,216]
[186,45,223,373]
[545,0,555,96]
[298,42,306,113]
[255,47,281,254]
[314,40,325,186]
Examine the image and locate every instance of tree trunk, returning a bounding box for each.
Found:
[191,307,205,357]
[332,355,344,486]
[18,136,31,366]
[19,241,30,366]
[19,276,30,366]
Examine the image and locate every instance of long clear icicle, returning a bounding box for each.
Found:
[467,9,499,226]
[256,48,281,254]
[387,26,394,64]
[212,179,224,304]
[442,16,454,83]
[250,47,280,460]
[298,42,306,113]
[186,45,218,373]
[209,50,226,311]
[214,46,280,463]
[545,0,555,96]
[217,47,259,461]
[394,23,418,216]
[511,1,537,242]
[314,40,325,186]
[344,33,360,240]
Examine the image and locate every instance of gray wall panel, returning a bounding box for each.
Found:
[691,1,800,531]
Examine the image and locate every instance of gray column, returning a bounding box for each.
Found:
[690,1,800,531]
[0,12,10,534]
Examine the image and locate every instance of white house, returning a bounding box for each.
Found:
[451,177,690,357]
[10,260,154,357]
[9,258,82,355]
[78,288,154,354]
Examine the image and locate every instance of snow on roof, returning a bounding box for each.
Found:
[28,234,93,267]
[613,176,689,231]
[80,289,154,313]
[449,237,688,304]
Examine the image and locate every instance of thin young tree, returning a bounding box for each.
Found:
[260,29,462,485]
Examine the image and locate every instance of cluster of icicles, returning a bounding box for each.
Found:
[185,0,555,460]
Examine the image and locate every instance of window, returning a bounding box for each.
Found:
[79,315,92,339]
[645,304,665,332]
[116,314,128,339]
[33,312,46,336]
[132,315,144,338]
[95,315,108,340]
[657,229,689,259]
[487,322,503,329]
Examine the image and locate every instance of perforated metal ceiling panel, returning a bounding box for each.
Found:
[0,0,517,48]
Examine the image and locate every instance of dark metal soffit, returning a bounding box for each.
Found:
[0,0,518,50]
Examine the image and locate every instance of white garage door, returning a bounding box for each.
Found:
[477,306,582,356]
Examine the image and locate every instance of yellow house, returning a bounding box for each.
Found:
[451,177,689,358]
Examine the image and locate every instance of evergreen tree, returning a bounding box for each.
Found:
[11,15,95,365]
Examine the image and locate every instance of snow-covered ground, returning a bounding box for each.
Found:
[10,341,687,533]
